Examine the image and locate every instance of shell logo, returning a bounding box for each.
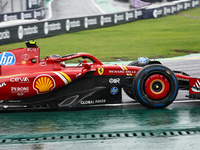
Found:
[33,74,56,94]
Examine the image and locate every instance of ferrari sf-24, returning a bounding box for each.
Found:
[0,41,198,111]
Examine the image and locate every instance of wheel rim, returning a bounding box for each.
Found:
[144,74,170,100]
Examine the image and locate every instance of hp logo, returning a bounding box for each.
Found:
[0,52,16,65]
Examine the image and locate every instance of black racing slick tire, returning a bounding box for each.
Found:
[132,64,178,109]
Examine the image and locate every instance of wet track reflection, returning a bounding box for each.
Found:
[1,105,200,136]
[1,105,200,149]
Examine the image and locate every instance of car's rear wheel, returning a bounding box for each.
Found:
[132,64,178,108]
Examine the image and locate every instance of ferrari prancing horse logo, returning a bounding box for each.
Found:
[98,68,104,75]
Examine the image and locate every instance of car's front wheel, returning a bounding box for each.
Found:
[132,64,178,108]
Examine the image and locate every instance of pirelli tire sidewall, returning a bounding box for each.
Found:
[133,64,178,109]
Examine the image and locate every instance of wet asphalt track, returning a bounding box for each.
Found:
[50,0,103,19]
[1,1,200,149]
[49,0,131,19]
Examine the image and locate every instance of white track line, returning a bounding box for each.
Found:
[91,0,106,14]
[174,99,200,103]
[86,99,200,107]
[44,0,54,20]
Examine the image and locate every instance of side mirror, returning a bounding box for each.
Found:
[78,60,91,69]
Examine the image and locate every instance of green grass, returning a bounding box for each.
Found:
[1,7,200,62]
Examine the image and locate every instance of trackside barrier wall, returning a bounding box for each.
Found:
[0,0,46,22]
[143,0,199,18]
[0,0,199,46]
[0,7,45,22]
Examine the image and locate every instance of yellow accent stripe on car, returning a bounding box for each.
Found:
[54,72,68,85]
[58,71,72,83]
[123,66,128,71]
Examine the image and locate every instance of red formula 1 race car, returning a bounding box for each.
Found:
[0,41,198,111]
